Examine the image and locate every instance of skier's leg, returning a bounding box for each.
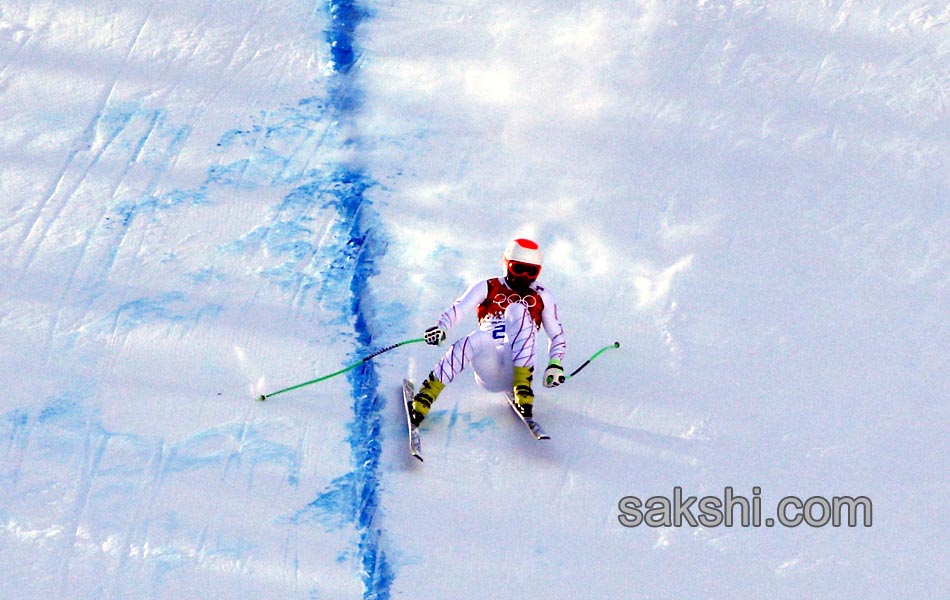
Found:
[506,301,536,369]
[433,334,474,385]
[505,302,537,415]
[410,333,474,425]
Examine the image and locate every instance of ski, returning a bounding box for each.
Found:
[506,393,550,440]
[403,379,423,462]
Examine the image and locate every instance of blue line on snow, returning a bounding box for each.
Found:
[319,2,394,597]
[168,1,392,593]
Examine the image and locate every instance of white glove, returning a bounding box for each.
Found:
[543,359,565,388]
[424,326,446,346]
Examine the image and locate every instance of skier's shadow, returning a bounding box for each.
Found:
[552,407,707,468]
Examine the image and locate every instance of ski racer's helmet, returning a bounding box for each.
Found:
[503,238,542,290]
[503,238,543,267]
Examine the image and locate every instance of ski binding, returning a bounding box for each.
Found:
[506,393,550,440]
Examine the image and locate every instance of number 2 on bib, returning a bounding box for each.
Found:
[491,322,506,340]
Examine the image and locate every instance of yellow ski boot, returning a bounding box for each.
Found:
[410,372,445,426]
[512,365,535,418]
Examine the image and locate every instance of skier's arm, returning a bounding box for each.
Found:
[423,280,489,344]
[536,288,567,387]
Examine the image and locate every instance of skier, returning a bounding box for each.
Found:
[409,238,567,427]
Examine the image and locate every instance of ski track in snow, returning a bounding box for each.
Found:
[1,1,394,598]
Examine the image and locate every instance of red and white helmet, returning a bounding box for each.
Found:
[503,238,543,267]
[503,238,543,288]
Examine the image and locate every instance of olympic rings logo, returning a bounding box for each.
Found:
[493,292,538,308]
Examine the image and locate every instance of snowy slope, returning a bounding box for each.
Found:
[1,1,947,599]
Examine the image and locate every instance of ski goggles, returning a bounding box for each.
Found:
[507,260,541,278]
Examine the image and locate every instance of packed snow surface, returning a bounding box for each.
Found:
[0,1,947,598]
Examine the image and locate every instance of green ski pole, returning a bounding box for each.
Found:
[258,337,426,401]
[565,341,620,381]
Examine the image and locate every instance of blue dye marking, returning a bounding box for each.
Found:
[98,105,196,226]
[466,416,496,433]
[4,409,29,431]
[445,409,494,447]
[292,471,359,530]
[3,395,302,501]
[207,160,256,189]
[185,266,224,286]
[95,105,136,144]
[309,3,393,598]
[163,420,301,483]
[37,397,81,424]
[106,293,224,332]
[113,186,210,226]
[210,98,334,191]
[326,1,370,74]
[73,2,394,593]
